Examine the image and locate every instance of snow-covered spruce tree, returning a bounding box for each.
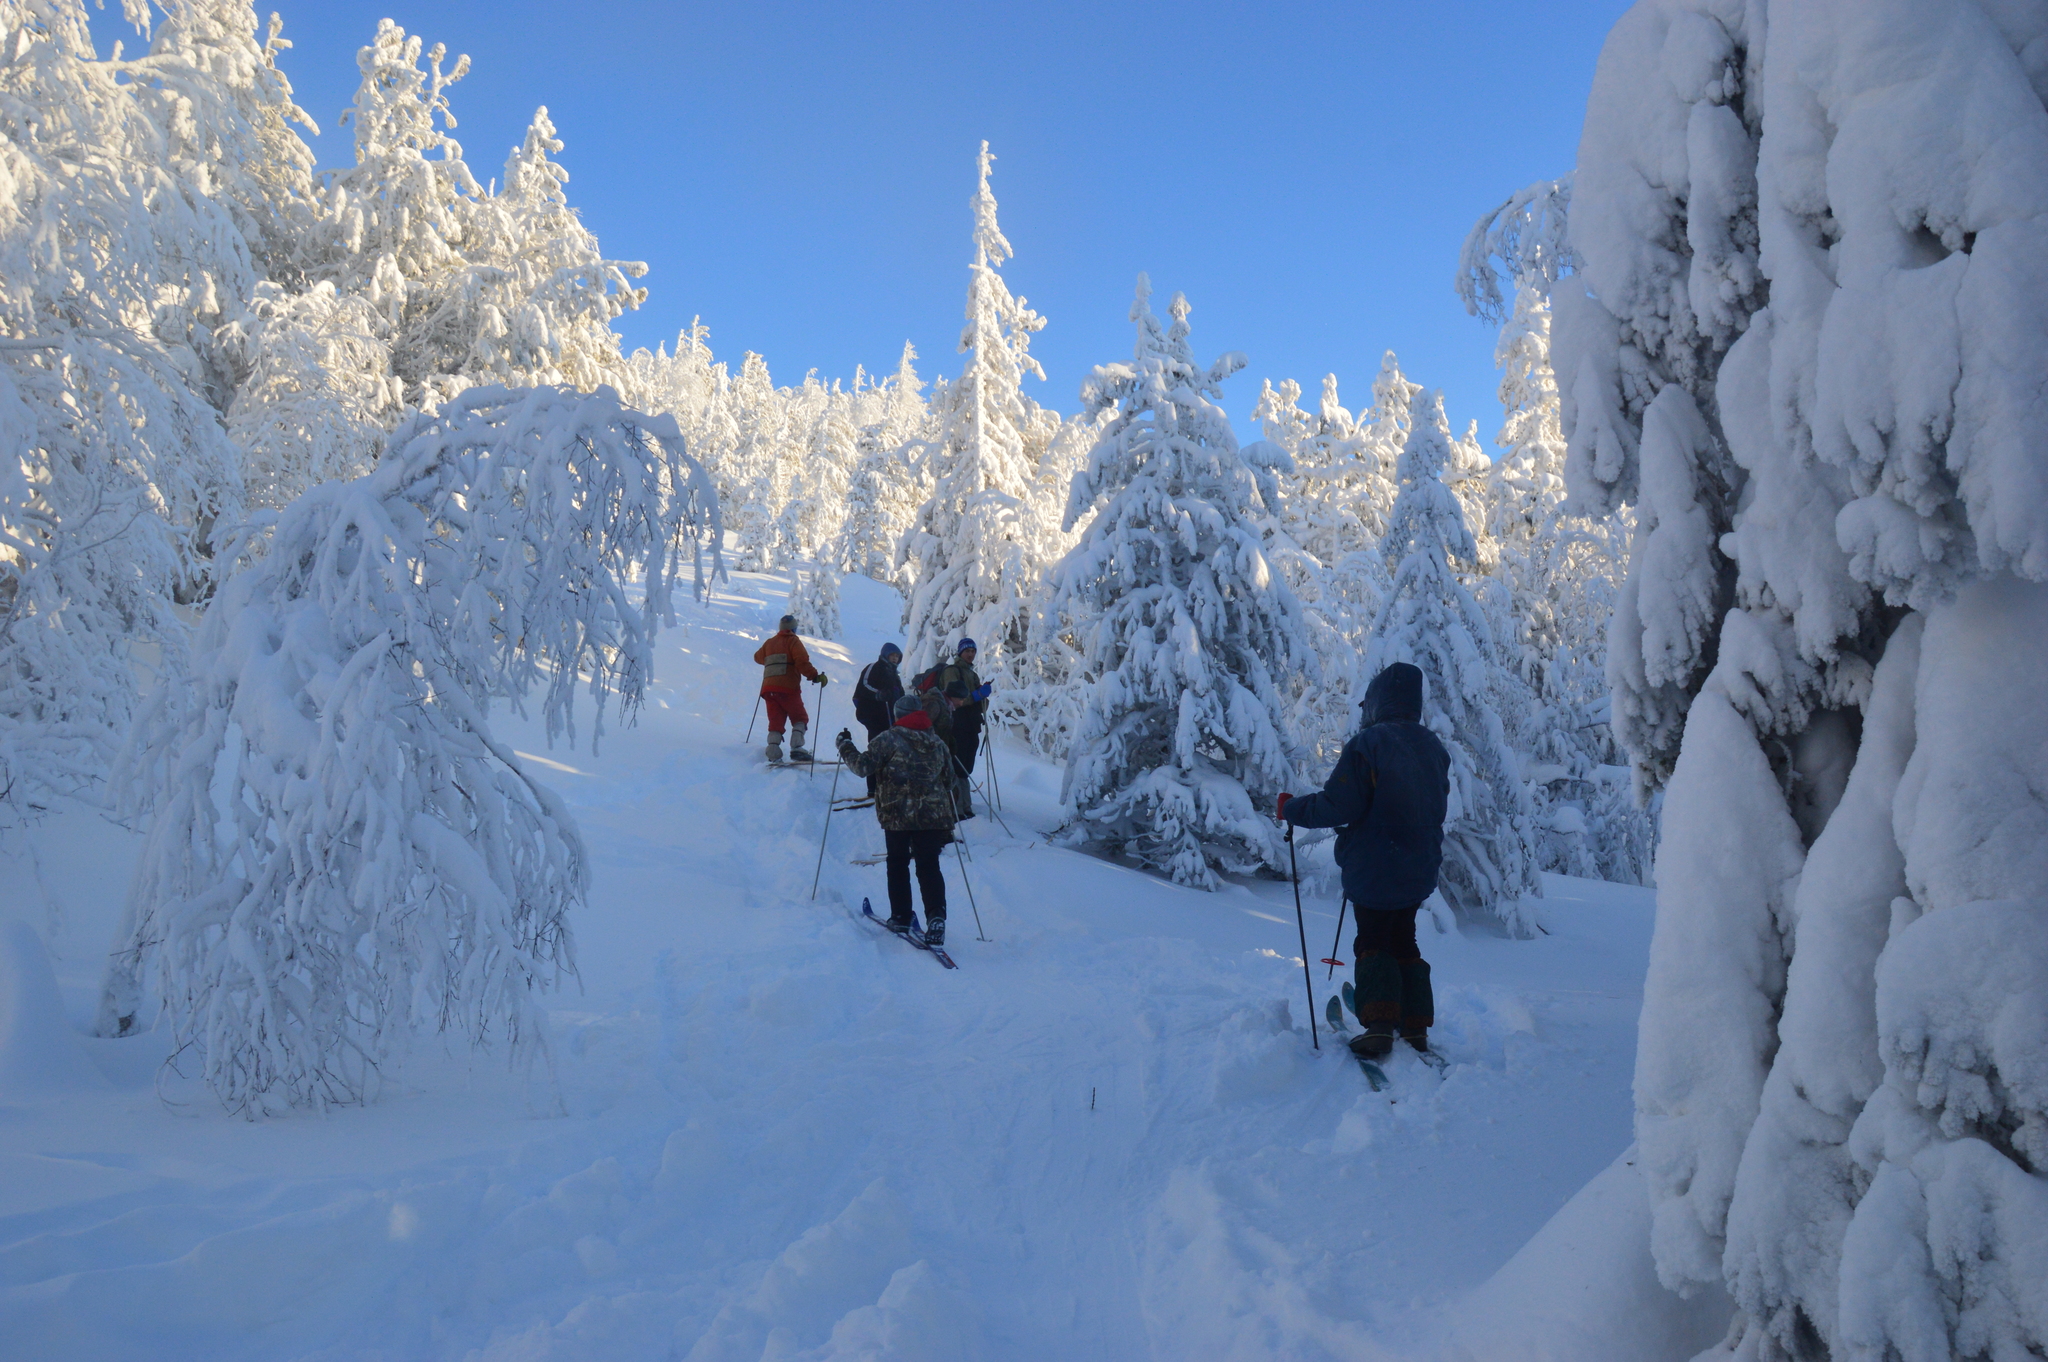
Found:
[0,0,262,823]
[726,351,788,572]
[898,141,1062,678]
[1556,4,2048,1356]
[619,320,742,512]
[1369,391,1543,934]
[1489,280,1643,882]
[98,386,722,1115]
[1052,278,1309,889]
[1253,356,1416,775]
[786,564,842,641]
[837,341,931,590]
[1460,182,1647,884]
[773,374,854,569]
[468,105,646,390]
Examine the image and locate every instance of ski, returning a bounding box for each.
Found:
[1325,994,1389,1090]
[1338,983,1448,1074]
[859,898,957,969]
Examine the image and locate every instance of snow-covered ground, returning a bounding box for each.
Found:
[1,572,1694,1360]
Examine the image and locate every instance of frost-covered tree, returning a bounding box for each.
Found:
[1461,175,1648,884]
[1485,280,1643,883]
[786,564,842,641]
[0,0,263,823]
[1369,391,1543,934]
[838,342,930,589]
[619,321,741,505]
[1253,356,1414,773]
[98,385,721,1114]
[899,141,1061,674]
[726,352,788,572]
[1052,278,1309,889]
[1555,4,2048,1356]
[470,106,646,389]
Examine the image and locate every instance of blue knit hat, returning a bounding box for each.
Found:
[956,637,977,654]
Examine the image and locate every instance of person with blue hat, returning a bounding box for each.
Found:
[937,637,991,784]
[850,643,905,796]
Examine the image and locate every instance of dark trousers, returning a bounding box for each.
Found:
[1354,903,1433,1032]
[951,715,981,777]
[885,828,949,924]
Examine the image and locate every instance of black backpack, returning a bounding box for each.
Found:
[852,664,885,726]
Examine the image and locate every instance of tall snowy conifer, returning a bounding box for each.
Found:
[899,141,1060,674]
[1052,278,1309,889]
[1370,392,1544,934]
[838,342,931,589]
[1555,4,2048,1356]
[1460,179,1648,884]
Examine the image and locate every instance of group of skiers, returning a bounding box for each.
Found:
[751,616,992,946]
[751,617,1450,1059]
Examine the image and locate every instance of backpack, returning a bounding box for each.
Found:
[911,665,944,695]
[852,664,884,725]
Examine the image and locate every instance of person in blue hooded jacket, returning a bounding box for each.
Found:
[1276,662,1450,1060]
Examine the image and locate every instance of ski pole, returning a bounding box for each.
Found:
[810,679,826,780]
[951,836,989,941]
[810,756,842,900]
[1288,826,1319,1051]
[1325,897,1350,980]
[745,695,761,744]
[950,750,1014,838]
[982,725,1003,812]
[947,790,989,942]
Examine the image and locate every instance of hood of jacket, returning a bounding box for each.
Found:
[1361,662,1424,725]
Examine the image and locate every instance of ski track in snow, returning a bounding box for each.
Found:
[0,571,1655,1361]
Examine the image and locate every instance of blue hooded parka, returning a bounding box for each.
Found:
[1281,662,1451,911]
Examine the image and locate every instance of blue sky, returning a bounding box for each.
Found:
[137,2,1629,440]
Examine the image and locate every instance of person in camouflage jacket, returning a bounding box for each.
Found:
[837,694,959,942]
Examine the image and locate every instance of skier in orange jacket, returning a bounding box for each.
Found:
[754,614,828,762]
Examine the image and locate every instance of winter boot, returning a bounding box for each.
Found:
[1401,1027,1430,1054]
[1349,1022,1395,1061]
[923,914,946,947]
[788,723,814,763]
[766,732,784,764]
[885,912,913,934]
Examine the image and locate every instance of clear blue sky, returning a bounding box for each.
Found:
[134,2,1630,440]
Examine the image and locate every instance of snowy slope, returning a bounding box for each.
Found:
[1,571,1696,1360]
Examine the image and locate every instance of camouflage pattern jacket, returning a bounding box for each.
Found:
[836,720,959,832]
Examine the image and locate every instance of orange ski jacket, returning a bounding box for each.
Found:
[754,629,821,693]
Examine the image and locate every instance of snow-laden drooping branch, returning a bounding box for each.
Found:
[98,383,720,1116]
[1455,176,1577,324]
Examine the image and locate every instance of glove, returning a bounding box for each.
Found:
[971,682,993,701]
[1275,792,1292,821]
[836,728,851,745]
[815,673,829,686]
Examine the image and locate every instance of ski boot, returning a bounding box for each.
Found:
[1349,1022,1395,1061]
[766,732,784,764]
[923,914,946,947]
[884,912,914,934]
[1401,1027,1431,1054]
[788,723,815,763]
